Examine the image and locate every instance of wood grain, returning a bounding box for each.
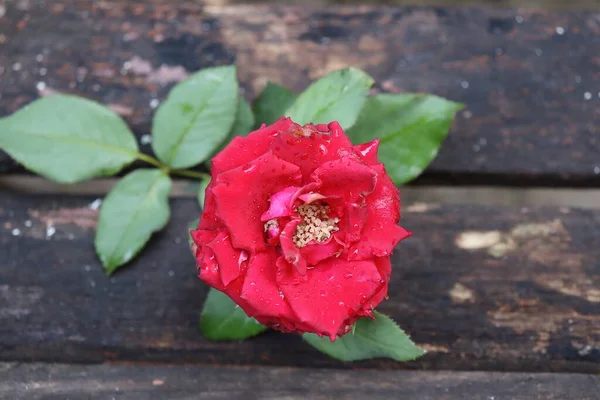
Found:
[0,192,598,372]
[1,2,600,184]
[1,363,599,400]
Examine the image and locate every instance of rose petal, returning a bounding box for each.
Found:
[348,164,411,259]
[212,151,302,252]
[271,121,355,181]
[240,251,296,320]
[279,218,307,275]
[205,231,243,287]
[212,117,294,176]
[353,139,380,165]
[300,238,342,265]
[278,258,383,340]
[197,181,223,231]
[311,157,377,202]
[261,186,302,221]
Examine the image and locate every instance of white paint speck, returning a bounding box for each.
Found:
[462,110,473,119]
[472,144,481,152]
[555,26,565,35]
[456,231,501,250]
[594,166,600,174]
[534,49,543,56]
[140,134,152,145]
[149,99,160,109]
[11,228,21,236]
[67,233,75,240]
[84,265,92,272]
[123,61,132,70]
[461,81,469,89]
[575,76,582,83]
[39,67,47,76]
[168,270,174,277]
[12,62,22,71]
[46,226,56,239]
[36,81,46,91]
[89,198,102,210]
[89,279,96,288]
[578,344,593,356]
[584,92,592,100]
[494,47,503,55]
[35,54,44,62]
[515,15,524,23]
[24,220,32,227]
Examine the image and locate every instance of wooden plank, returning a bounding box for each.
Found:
[1,192,599,372]
[1,2,600,185]
[4,174,600,209]
[1,363,600,400]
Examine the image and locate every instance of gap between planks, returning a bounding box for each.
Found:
[2,174,600,209]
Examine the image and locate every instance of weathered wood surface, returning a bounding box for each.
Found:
[1,2,600,184]
[2,363,599,400]
[1,191,598,372]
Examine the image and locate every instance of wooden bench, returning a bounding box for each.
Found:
[1,1,599,398]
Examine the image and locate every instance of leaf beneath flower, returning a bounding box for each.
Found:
[303,311,425,362]
[347,94,463,185]
[95,169,172,274]
[0,95,138,183]
[200,288,268,341]
[152,65,239,169]
[252,82,297,128]
[286,68,374,129]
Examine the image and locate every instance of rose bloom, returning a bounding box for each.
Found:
[191,117,410,340]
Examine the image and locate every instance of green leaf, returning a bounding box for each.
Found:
[347,94,463,185]
[209,97,255,159]
[252,82,297,127]
[152,65,239,169]
[200,288,268,341]
[230,97,255,137]
[303,311,425,362]
[0,95,138,183]
[197,176,211,209]
[95,169,172,274]
[286,68,374,129]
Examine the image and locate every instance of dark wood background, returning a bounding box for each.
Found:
[0,0,599,398]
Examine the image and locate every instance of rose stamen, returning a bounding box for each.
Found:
[292,203,339,247]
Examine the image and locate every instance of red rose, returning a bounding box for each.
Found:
[191,117,410,340]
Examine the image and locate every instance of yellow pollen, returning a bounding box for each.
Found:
[264,219,279,232]
[292,203,339,247]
